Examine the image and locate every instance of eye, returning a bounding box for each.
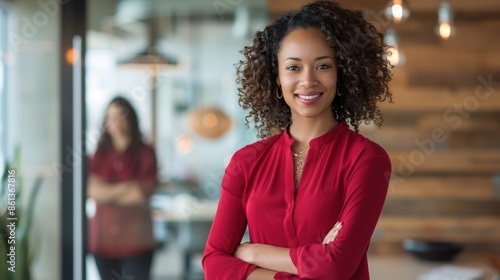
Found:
[286,65,299,71]
[317,64,330,70]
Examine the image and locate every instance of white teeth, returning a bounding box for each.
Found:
[298,94,320,100]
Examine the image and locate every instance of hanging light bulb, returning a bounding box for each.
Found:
[385,0,410,24]
[436,1,456,40]
[384,28,405,68]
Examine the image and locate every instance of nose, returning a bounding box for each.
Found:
[300,68,318,87]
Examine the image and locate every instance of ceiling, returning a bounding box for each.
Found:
[269,0,500,16]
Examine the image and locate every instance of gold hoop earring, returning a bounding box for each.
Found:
[276,86,283,99]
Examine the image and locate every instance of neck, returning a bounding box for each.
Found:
[112,135,132,153]
[289,115,338,147]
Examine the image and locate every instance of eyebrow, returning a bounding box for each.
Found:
[284,56,334,61]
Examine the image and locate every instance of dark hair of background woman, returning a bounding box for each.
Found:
[97,96,144,150]
[236,1,393,138]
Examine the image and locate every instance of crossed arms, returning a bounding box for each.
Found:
[235,222,343,279]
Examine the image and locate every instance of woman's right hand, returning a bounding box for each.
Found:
[322,221,342,244]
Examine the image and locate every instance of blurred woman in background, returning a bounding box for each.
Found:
[88,96,157,280]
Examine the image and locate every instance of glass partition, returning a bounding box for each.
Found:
[0,0,62,279]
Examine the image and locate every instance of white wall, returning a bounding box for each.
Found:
[161,21,258,198]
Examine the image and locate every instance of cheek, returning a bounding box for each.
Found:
[320,75,337,90]
[105,119,114,128]
[279,75,297,91]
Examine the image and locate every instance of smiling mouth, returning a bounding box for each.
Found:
[297,94,321,100]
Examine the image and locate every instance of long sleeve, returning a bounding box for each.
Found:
[202,154,257,279]
[134,146,158,198]
[289,154,391,279]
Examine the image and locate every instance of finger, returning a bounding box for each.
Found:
[323,227,338,243]
[322,230,337,243]
[326,222,342,237]
[323,229,339,244]
[323,223,343,244]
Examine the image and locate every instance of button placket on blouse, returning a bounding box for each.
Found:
[295,144,317,202]
[284,142,299,247]
[286,143,317,248]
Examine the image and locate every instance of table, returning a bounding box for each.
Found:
[151,193,218,278]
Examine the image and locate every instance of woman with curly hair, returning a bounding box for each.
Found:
[203,1,393,279]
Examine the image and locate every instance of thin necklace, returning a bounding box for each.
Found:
[292,145,310,157]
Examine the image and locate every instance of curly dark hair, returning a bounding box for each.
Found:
[236,1,393,138]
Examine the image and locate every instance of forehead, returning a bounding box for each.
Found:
[107,103,127,115]
[279,27,334,57]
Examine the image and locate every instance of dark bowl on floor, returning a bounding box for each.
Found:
[403,239,463,262]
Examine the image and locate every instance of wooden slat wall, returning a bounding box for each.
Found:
[363,5,500,253]
[269,0,500,253]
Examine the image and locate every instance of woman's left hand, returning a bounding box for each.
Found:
[234,242,255,263]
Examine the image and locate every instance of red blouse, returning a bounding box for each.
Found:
[88,144,157,258]
[202,122,391,279]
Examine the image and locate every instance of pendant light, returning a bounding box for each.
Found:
[385,0,410,24]
[118,16,179,148]
[187,106,232,140]
[436,1,456,40]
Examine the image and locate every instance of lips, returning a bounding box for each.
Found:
[296,91,322,104]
